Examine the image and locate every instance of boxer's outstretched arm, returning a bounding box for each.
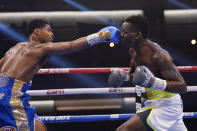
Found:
[42,37,88,55]
[41,26,120,55]
[154,51,187,94]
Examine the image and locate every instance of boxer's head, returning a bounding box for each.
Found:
[27,19,54,43]
[121,15,149,48]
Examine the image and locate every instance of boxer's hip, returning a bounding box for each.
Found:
[0,75,36,131]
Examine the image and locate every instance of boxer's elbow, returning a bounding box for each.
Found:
[180,82,187,94]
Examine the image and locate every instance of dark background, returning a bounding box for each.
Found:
[0,0,197,130]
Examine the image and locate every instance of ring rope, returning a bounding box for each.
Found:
[34,67,197,124]
[39,112,197,123]
[27,86,197,96]
[36,66,197,75]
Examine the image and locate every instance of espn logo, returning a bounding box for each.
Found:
[47,89,64,95]
[0,126,16,131]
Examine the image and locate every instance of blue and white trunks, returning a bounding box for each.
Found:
[0,76,41,131]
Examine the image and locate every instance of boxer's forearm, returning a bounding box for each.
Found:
[165,81,187,94]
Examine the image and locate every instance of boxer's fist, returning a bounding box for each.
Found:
[108,69,130,87]
[86,26,120,46]
[132,66,167,90]
[99,26,120,43]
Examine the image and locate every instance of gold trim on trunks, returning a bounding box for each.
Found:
[10,79,30,131]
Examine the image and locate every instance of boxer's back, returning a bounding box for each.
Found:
[0,42,48,83]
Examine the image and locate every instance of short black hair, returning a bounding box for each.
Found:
[27,19,49,36]
[124,15,149,39]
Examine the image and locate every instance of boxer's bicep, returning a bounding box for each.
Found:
[154,52,183,81]
[40,42,69,55]
[41,38,87,55]
[154,53,186,93]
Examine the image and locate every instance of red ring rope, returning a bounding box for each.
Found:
[36,66,197,75]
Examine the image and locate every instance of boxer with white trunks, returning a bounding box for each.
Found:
[108,15,187,131]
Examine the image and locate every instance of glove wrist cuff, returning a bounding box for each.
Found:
[86,33,101,46]
[151,77,167,91]
[86,31,112,46]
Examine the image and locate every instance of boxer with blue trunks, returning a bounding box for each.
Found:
[0,19,120,131]
[0,76,41,131]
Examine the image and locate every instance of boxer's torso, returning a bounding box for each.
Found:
[0,42,49,83]
[130,41,176,100]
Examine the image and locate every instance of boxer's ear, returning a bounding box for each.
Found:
[34,28,40,36]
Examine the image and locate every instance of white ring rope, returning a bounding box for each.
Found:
[27,86,197,96]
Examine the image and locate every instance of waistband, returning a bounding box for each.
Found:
[0,75,31,92]
[144,94,182,108]
[145,88,176,100]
